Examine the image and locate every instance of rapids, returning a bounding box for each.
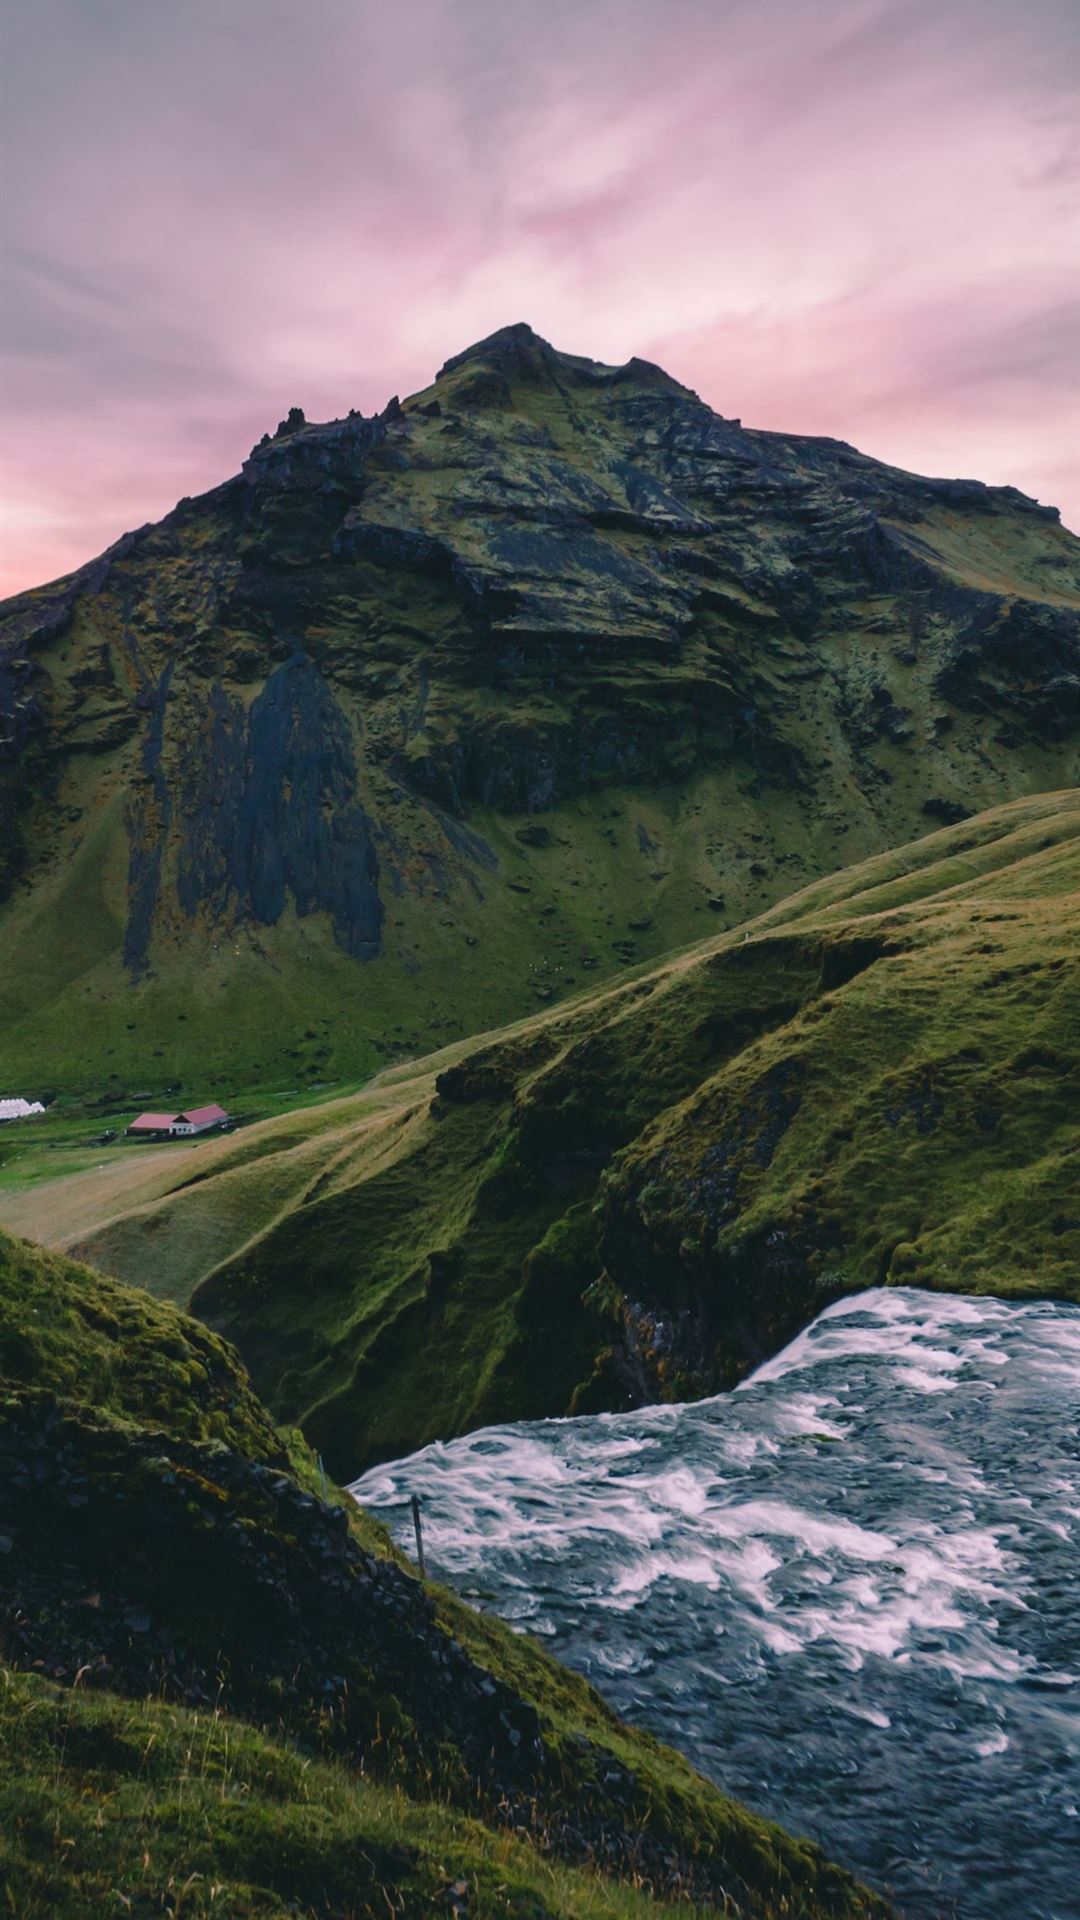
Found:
[350,1288,1080,1919]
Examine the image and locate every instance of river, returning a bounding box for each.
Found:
[349,1287,1080,1919]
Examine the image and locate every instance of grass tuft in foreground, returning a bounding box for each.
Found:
[0,1666,731,1920]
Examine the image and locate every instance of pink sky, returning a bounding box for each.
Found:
[2,0,1078,600]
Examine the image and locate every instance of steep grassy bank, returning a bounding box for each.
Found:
[0,1228,887,1919]
[7,791,1076,1474]
[1,1669,795,1920]
[2,324,1078,1095]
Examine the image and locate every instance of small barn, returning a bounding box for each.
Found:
[127,1111,177,1138]
[171,1104,229,1137]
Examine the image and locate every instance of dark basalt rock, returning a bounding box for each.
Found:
[435,1059,514,1104]
[923,797,973,825]
[123,660,176,975]
[174,652,382,961]
[274,405,307,438]
[597,1056,809,1397]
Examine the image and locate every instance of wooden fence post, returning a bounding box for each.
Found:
[410,1493,426,1577]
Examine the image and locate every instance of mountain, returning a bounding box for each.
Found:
[9,790,1076,1475]
[2,323,1078,1098]
[0,1226,888,1920]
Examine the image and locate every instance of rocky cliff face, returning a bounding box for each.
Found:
[2,323,1078,1092]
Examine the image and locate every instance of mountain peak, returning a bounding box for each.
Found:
[436,322,696,403]
[439,321,551,374]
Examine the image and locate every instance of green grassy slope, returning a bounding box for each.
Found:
[2,325,1078,1098]
[0,1670,775,1920]
[0,1229,886,1920]
[0,1226,284,1456]
[7,791,1076,1474]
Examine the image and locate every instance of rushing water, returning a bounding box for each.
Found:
[350,1289,1080,1920]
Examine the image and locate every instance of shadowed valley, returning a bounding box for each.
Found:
[6,791,1075,1477]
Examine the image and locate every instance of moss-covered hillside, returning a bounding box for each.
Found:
[8,791,1076,1475]
[0,1229,887,1919]
[1,324,1078,1097]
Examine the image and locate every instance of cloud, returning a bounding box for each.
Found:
[2,0,1077,596]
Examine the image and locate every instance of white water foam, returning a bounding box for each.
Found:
[350,1288,1080,1920]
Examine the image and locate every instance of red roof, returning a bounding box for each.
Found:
[130,1112,177,1131]
[176,1104,229,1125]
